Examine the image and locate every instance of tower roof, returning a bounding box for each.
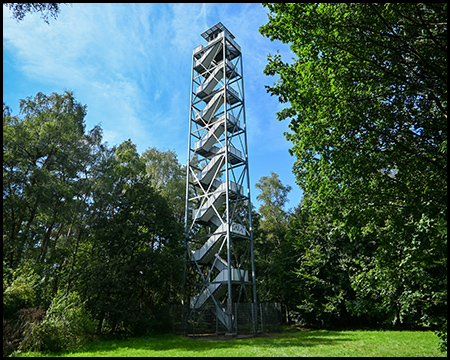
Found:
[201,22,235,40]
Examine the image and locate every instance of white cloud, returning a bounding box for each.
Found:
[3,3,164,150]
[3,2,303,208]
[3,4,298,193]
[170,3,209,53]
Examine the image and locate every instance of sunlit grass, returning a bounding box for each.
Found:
[12,329,445,357]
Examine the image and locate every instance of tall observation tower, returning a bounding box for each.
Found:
[183,22,258,335]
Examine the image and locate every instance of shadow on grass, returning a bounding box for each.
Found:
[74,329,354,355]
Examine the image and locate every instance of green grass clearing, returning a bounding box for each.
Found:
[12,328,445,357]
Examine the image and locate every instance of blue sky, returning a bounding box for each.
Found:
[3,3,302,211]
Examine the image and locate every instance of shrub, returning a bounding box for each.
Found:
[3,266,40,318]
[20,291,96,353]
[3,307,44,356]
[3,265,42,356]
[436,320,447,353]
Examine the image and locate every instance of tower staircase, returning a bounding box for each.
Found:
[185,22,256,335]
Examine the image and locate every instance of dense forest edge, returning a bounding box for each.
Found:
[3,2,447,356]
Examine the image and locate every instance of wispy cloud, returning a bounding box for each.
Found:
[3,2,303,207]
[3,4,175,152]
[5,6,296,170]
[170,3,208,53]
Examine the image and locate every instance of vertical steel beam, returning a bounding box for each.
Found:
[182,51,195,332]
[240,53,258,333]
[222,32,234,333]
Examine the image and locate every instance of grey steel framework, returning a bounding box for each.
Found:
[183,22,257,334]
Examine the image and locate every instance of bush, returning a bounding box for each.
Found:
[20,291,96,353]
[3,265,43,356]
[3,307,44,356]
[3,266,40,318]
[436,320,447,353]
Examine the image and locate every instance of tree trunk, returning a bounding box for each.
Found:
[97,314,104,334]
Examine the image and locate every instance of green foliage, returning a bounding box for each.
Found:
[436,320,447,352]
[255,171,292,241]
[3,307,45,357]
[3,91,187,353]
[141,147,186,222]
[22,291,95,353]
[3,265,43,356]
[3,91,95,277]
[79,171,184,335]
[3,265,40,318]
[254,172,298,322]
[76,139,184,335]
[260,3,446,227]
[260,2,447,343]
[284,201,374,327]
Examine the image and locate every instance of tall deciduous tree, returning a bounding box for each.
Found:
[3,91,185,352]
[260,2,447,338]
[3,92,95,274]
[254,172,297,323]
[77,140,183,335]
[255,171,292,245]
[141,147,186,222]
[3,92,103,354]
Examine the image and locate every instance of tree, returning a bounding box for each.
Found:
[76,140,184,335]
[260,3,446,211]
[255,171,292,245]
[3,3,67,24]
[285,195,382,328]
[3,91,186,352]
[3,91,96,275]
[3,92,103,354]
[141,147,186,222]
[254,172,297,323]
[260,3,447,336]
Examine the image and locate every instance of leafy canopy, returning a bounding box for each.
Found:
[260,2,447,342]
[260,2,446,233]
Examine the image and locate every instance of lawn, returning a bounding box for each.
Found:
[12,328,445,357]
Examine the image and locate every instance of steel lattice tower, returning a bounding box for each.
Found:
[183,22,257,335]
